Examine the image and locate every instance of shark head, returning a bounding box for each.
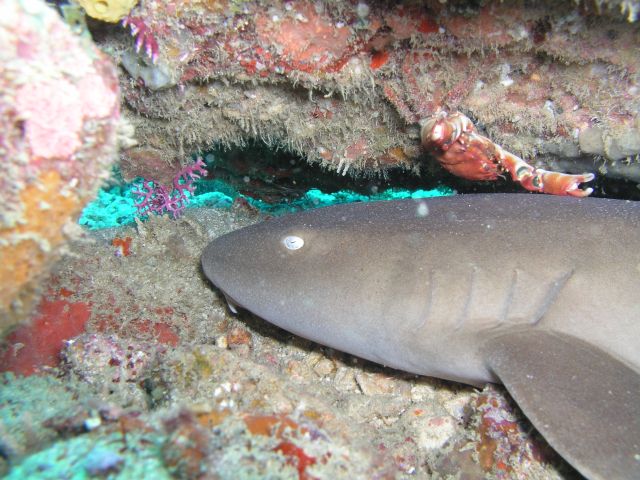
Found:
[201,206,385,357]
[201,199,452,368]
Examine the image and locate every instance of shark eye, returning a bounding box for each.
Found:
[283,235,304,250]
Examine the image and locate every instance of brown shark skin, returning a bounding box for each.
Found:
[202,193,640,480]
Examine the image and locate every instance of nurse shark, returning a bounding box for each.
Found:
[202,193,640,479]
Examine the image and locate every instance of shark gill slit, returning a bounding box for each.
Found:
[497,268,519,325]
[455,265,478,330]
[413,269,434,330]
[530,268,576,326]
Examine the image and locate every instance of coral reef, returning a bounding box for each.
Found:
[0,291,91,376]
[0,0,120,333]
[2,1,638,478]
[468,387,560,477]
[86,0,640,196]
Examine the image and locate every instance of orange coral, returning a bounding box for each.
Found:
[0,171,81,323]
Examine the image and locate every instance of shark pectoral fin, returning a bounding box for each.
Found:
[483,329,640,480]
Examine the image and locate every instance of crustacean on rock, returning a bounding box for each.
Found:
[421,111,595,197]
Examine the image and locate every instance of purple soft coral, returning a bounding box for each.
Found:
[122,15,159,63]
[132,157,207,219]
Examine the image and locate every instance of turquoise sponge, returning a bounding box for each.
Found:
[79,180,455,230]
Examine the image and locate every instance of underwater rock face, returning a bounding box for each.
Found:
[0,0,120,334]
[94,0,640,187]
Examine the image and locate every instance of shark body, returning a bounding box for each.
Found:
[202,193,640,479]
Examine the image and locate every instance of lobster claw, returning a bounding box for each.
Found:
[519,170,595,197]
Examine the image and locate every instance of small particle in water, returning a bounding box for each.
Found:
[416,202,429,217]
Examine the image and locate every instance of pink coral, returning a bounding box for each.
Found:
[122,15,159,63]
[15,79,83,159]
[77,73,118,119]
[133,157,207,218]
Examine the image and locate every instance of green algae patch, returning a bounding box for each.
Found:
[6,431,170,480]
[0,374,94,459]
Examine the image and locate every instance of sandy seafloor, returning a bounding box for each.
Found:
[0,204,583,479]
